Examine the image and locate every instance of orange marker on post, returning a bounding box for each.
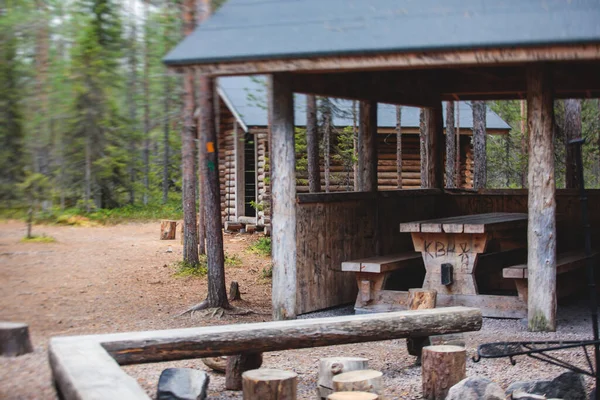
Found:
[206,142,215,153]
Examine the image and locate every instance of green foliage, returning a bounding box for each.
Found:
[260,265,273,279]
[225,253,242,267]
[173,258,208,278]
[249,200,264,212]
[248,236,272,256]
[20,234,56,243]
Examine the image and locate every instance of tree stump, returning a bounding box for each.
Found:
[318,357,369,399]
[406,289,437,363]
[0,322,33,356]
[201,356,227,373]
[328,392,379,400]
[225,352,263,390]
[332,370,383,395]
[229,281,241,301]
[160,220,177,240]
[242,368,297,400]
[421,345,466,400]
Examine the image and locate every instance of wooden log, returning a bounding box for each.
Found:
[332,370,383,395]
[306,94,321,193]
[406,289,437,362]
[328,392,378,400]
[201,356,227,372]
[408,289,437,309]
[318,357,369,399]
[270,73,297,320]
[0,322,33,356]
[421,345,466,400]
[229,281,241,301]
[160,220,177,240]
[242,368,297,400]
[95,307,481,364]
[226,352,263,390]
[526,64,557,332]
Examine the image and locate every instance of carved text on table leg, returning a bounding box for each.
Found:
[412,233,487,295]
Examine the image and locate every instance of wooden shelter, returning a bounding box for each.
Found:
[165,0,600,330]
[215,76,510,226]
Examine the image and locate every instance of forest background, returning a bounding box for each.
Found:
[2,0,600,224]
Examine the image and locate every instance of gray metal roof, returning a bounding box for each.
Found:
[164,0,600,66]
[218,76,511,131]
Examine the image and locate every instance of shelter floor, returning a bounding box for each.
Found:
[0,221,596,399]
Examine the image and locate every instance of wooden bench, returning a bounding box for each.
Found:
[342,253,423,310]
[503,250,598,302]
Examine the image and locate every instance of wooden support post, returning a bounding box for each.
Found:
[332,370,383,395]
[423,103,444,189]
[445,101,456,188]
[306,94,321,193]
[225,352,263,390]
[160,220,177,240]
[269,74,297,320]
[422,345,466,400]
[233,120,245,220]
[358,101,377,192]
[318,357,369,399]
[242,369,297,400]
[526,64,557,332]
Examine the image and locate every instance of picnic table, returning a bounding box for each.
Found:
[400,212,528,297]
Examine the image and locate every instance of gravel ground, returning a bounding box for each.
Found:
[0,221,597,399]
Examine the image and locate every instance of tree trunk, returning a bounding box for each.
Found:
[229,281,241,301]
[472,101,487,189]
[520,99,527,188]
[445,101,456,188]
[306,95,320,193]
[358,101,377,192]
[162,75,171,204]
[84,135,92,213]
[322,98,332,193]
[225,352,263,390]
[127,0,138,205]
[242,369,297,400]
[142,0,151,205]
[199,75,229,309]
[181,0,200,266]
[564,99,582,189]
[332,370,383,395]
[353,101,358,191]
[396,106,403,189]
[420,109,427,188]
[422,345,466,400]
[270,74,297,320]
[526,64,556,332]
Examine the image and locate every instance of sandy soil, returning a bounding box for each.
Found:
[0,220,597,399]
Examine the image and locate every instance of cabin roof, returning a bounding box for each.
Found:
[218,76,511,132]
[164,0,600,67]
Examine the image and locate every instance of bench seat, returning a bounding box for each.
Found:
[342,253,422,273]
[503,250,598,301]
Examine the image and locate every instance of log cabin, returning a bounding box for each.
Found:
[215,76,511,226]
[165,0,600,330]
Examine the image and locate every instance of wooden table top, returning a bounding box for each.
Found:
[399,212,527,234]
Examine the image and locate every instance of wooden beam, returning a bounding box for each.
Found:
[526,63,557,332]
[358,101,378,192]
[186,44,600,76]
[269,73,297,320]
[290,71,438,107]
[306,94,320,192]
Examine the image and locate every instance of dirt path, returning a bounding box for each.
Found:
[0,221,272,399]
